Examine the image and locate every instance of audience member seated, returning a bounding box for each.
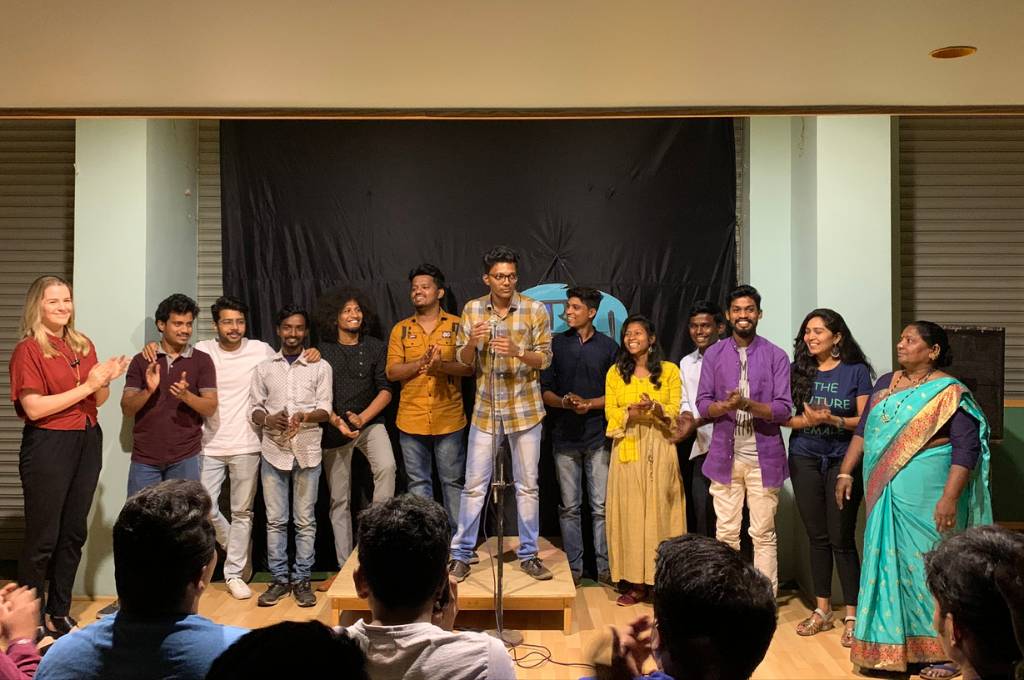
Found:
[924,525,1024,680]
[206,620,368,680]
[36,480,246,680]
[588,534,777,680]
[342,495,515,680]
[0,584,41,680]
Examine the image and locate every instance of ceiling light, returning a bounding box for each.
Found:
[930,45,977,59]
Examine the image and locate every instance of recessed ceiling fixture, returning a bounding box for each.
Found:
[930,45,977,59]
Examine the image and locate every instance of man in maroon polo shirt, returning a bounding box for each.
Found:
[122,294,218,496]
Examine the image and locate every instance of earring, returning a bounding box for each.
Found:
[831,345,841,359]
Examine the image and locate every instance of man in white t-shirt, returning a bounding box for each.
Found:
[146,296,319,600]
[343,495,514,680]
[674,300,726,538]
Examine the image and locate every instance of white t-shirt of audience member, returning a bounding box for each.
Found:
[195,338,275,457]
[342,620,514,680]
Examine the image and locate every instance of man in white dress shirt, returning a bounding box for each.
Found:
[674,300,725,537]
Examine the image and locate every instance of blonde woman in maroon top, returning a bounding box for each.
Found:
[8,275,127,640]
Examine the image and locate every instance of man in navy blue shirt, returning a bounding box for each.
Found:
[541,287,618,586]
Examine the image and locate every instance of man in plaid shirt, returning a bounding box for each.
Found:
[448,246,554,582]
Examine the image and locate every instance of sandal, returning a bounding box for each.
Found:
[919,663,962,680]
[796,607,835,636]
[615,586,647,607]
[841,616,855,648]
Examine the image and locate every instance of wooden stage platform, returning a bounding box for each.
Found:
[326,536,577,633]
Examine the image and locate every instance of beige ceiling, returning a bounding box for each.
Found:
[2,0,1023,112]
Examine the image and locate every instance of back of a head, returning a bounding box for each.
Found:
[925,525,1024,677]
[206,621,368,680]
[655,535,777,680]
[114,480,215,615]
[356,495,450,612]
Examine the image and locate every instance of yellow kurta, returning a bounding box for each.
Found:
[604,361,685,585]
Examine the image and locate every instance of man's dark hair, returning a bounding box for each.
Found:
[408,263,446,288]
[727,284,762,311]
[482,245,519,273]
[688,299,724,325]
[356,495,450,611]
[206,621,368,680]
[314,286,379,339]
[654,535,777,680]
[275,304,309,328]
[114,480,216,615]
[925,525,1024,678]
[566,286,603,312]
[155,293,200,324]
[210,295,249,324]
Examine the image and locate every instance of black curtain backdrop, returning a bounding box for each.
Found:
[220,119,736,575]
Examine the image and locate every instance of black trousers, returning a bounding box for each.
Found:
[18,423,102,618]
[679,448,717,538]
[789,453,862,605]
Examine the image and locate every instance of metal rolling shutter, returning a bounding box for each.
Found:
[0,121,76,558]
[196,120,223,341]
[899,116,1024,400]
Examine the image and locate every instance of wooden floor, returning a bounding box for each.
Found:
[68,583,867,679]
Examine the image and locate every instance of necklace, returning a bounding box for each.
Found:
[879,369,933,423]
[53,337,82,386]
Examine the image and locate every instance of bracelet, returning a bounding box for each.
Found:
[837,473,854,480]
[6,638,33,648]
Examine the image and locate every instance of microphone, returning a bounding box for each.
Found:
[488,318,498,355]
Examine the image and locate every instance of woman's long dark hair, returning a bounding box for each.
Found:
[615,314,665,389]
[791,308,875,412]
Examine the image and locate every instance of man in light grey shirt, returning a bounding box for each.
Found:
[250,305,332,608]
[342,495,514,680]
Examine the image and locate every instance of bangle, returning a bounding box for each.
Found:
[837,473,854,480]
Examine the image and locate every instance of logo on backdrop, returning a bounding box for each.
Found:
[522,284,628,343]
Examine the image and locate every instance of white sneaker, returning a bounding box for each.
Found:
[226,578,253,600]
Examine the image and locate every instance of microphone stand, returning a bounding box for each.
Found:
[485,322,523,647]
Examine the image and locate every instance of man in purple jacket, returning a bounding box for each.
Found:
[696,285,791,594]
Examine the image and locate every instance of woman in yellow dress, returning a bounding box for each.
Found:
[605,314,685,606]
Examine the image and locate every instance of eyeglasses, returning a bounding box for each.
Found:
[489,273,518,283]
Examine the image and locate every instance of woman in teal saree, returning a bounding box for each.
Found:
[835,322,992,675]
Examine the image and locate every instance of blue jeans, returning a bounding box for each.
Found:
[261,460,320,583]
[554,443,610,580]
[450,421,541,563]
[127,454,201,497]
[399,429,466,533]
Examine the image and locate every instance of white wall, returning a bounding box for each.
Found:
[73,120,198,597]
[749,114,893,596]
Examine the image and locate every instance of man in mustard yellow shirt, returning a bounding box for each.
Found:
[386,264,474,532]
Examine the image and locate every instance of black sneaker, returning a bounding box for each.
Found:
[468,551,481,565]
[448,559,471,583]
[520,557,553,581]
[597,571,614,588]
[258,581,291,607]
[293,580,316,608]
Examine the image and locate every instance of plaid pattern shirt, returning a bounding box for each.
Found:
[457,292,552,434]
